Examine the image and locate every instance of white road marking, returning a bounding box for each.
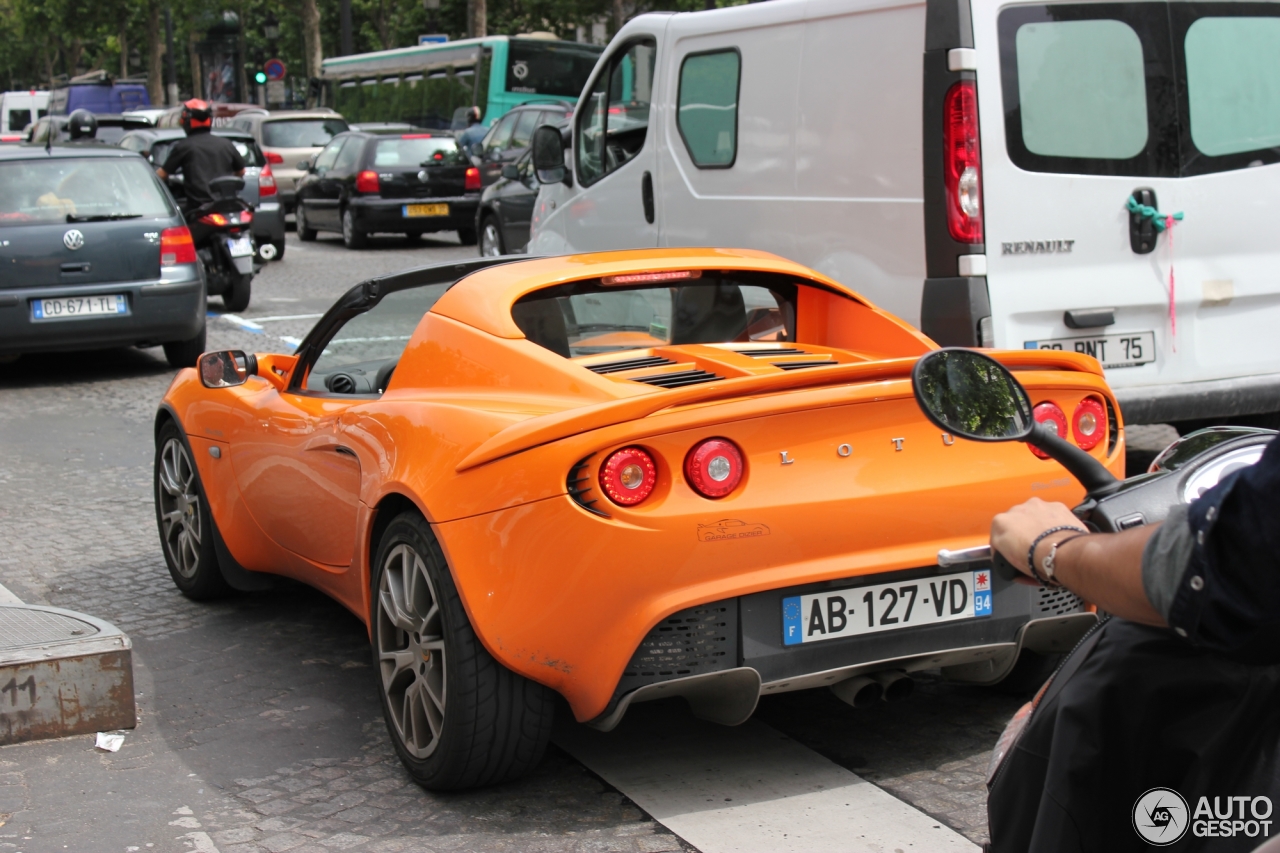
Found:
[183,831,220,853]
[555,703,980,853]
[238,313,324,323]
[0,581,21,604]
[217,314,263,332]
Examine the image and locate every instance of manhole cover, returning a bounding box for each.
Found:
[0,607,100,650]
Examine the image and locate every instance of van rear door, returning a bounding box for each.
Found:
[975,0,1280,424]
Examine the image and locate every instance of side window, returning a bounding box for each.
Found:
[484,113,518,155]
[677,49,740,168]
[509,109,541,151]
[333,137,363,172]
[313,139,343,172]
[576,38,657,186]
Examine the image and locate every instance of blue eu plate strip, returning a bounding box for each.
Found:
[782,596,803,645]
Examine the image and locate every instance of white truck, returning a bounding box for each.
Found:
[528,0,1280,426]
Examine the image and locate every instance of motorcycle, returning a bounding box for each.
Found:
[910,348,1278,853]
[186,175,257,313]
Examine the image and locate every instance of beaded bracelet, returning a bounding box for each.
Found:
[1027,525,1088,586]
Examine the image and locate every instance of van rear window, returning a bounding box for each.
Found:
[999,2,1280,177]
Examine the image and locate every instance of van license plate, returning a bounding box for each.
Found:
[782,570,992,646]
[403,204,449,218]
[1024,331,1156,369]
[32,294,128,320]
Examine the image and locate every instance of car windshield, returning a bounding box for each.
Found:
[512,275,797,357]
[372,136,465,166]
[262,118,350,148]
[305,284,450,393]
[0,157,173,226]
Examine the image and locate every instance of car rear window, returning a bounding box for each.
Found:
[0,157,173,226]
[262,118,349,148]
[372,136,464,167]
[512,274,797,357]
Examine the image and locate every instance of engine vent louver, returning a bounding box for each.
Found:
[567,455,610,518]
[773,360,837,371]
[587,355,676,374]
[1037,586,1085,615]
[734,347,807,357]
[630,369,724,388]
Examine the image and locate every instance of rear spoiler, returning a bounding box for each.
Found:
[455,348,1102,472]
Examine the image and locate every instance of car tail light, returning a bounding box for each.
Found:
[259,164,277,197]
[1072,398,1107,451]
[199,212,229,226]
[465,166,481,191]
[943,80,983,244]
[160,226,196,266]
[599,446,657,506]
[402,133,433,139]
[356,170,380,194]
[265,151,284,164]
[685,438,745,499]
[1030,402,1068,460]
[602,270,702,286]
[238,209,253,224]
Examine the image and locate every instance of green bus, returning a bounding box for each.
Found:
[320,36,604,130]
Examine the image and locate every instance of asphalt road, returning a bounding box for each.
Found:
[0,231,1178,853]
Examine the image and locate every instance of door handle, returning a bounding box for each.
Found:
[1129,188,1158,254]
[333,445,357,457]
[641,171,655,225]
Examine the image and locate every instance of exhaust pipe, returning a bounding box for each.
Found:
[873,670,914,703]
[830,675,883,709]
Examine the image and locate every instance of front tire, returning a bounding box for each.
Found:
[342,208,368,250]
[372,511,554,790]
[296,204,317,241]
[154,422,232,600]
[163,323,206,369]
[223,273,252,312]
[479,216,504,257]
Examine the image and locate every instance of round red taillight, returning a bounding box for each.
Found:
[600,446,657,506]
[1030,402,1068,460]
[684,438,744,499]
[1072,398,1106,451]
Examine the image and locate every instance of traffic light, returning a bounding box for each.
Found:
[255,71,268,85]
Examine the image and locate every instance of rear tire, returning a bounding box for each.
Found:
[163,323,206,369]
[296,205,317,241]
[479,216,504,257]
[222,273,252,312]
[154,421,233,600]
[456,225,478,247]
[342,209,368,250]
[371,511,555,790]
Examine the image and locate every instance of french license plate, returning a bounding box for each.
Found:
[227,234,254,258]
[402,203,449,218]
[1024,331,1156,369]
[32,294,127,320]
[782,570,992,646]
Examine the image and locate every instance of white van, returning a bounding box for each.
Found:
[528,0,1280,426]
[1,91,50,134]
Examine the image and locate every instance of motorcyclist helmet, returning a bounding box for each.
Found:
[66,109,98,140]
[181,99,214,133]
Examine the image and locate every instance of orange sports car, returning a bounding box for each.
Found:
[153,248,1123,790]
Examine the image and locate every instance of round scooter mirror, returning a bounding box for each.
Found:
[911,348,1034,442]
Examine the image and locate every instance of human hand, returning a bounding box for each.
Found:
[991,498,1085,576]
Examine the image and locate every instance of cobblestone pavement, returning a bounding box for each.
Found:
[0,233,1171,852]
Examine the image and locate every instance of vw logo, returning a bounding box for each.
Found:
[417,169,428,182]
[63,229,85,250]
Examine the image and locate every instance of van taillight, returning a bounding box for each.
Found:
[160,226,196,266]
[943,80,983,244]
[356,170,380,194]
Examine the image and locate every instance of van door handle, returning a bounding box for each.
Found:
[1129,188,1158,254]
[641,171,655,225]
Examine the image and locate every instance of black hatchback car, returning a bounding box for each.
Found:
[293,131,481,249]
[0,145,205,367]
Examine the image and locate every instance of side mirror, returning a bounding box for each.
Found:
[911,348,1120,496]
[501,163,521,180]
[198,350,258,388]
[532,125,569,185]
[297,159,312,172]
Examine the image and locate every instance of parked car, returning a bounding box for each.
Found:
[26,113,152,146]
[294,130,480,248]
[472,101,572,188]
[476,149,538,256]
[1,90,49,132]
[530,0,1280,431]
[154,249,1119,790]
[48,70,149,114]
[230,110,350,215]
[117,127,287,261]
[0,144,205,367]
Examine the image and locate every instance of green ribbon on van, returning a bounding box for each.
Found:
[1126,196,1184,231]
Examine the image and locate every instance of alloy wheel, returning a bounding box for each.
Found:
[157,437,202,579]
[376,543,447,759]
[481,223,503,257]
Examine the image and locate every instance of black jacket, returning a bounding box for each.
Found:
[161,129,245,208]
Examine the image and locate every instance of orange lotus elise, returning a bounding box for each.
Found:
[153,249,1123,789]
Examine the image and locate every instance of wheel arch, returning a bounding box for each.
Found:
[366,491,434,616]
